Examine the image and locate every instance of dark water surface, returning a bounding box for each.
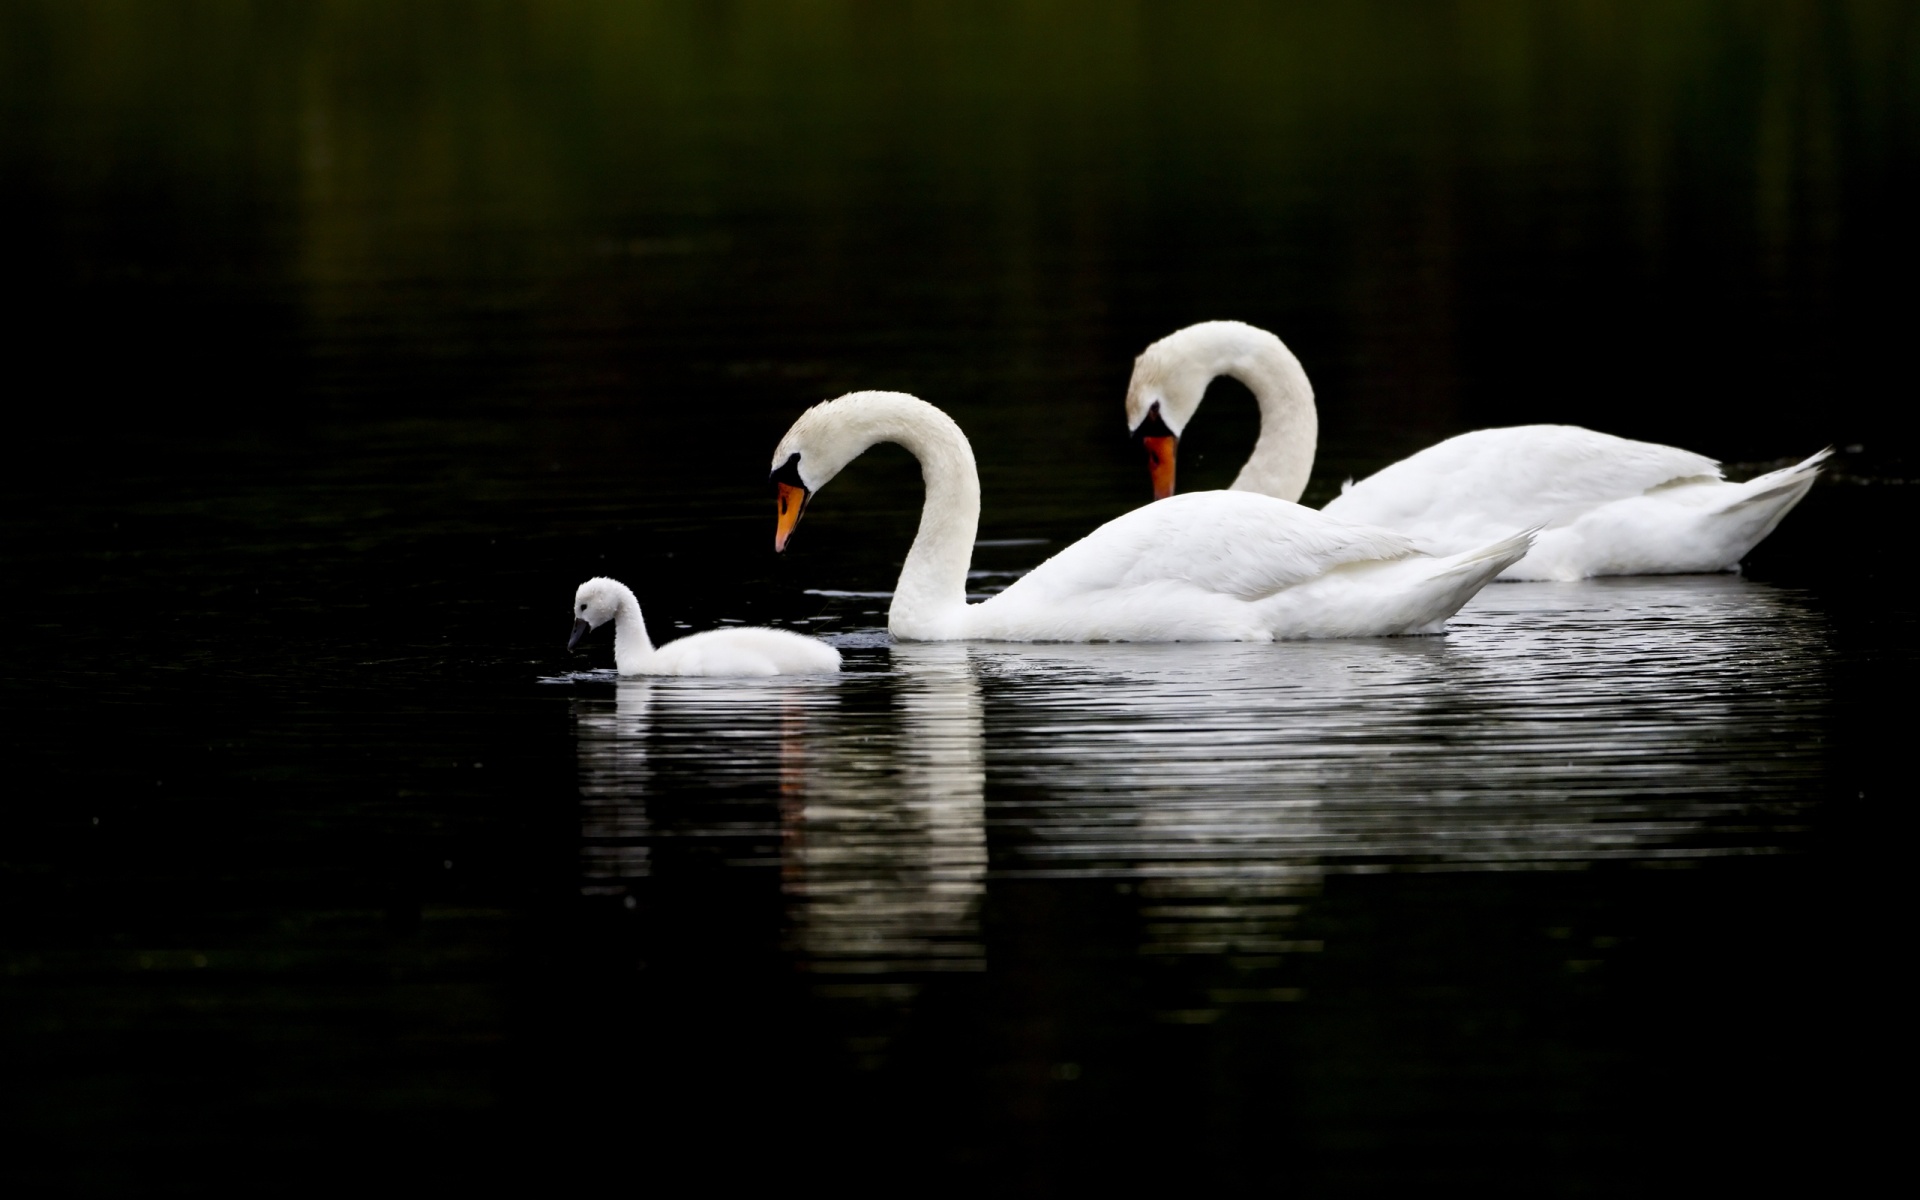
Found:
[4,2,1917,1195]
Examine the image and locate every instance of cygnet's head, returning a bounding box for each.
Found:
[769,391,940,552]
[1125,321,1282,500]
[570,576,624,650]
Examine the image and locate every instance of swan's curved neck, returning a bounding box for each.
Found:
[1216,340,1318,503]
[849,398,982,639]
[610,583,656,672]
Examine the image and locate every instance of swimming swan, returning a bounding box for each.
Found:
[769,391,1534,641]
[570,577,841,676]
[1125,320,1830,581]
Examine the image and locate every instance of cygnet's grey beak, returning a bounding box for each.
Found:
[568,618,591,651]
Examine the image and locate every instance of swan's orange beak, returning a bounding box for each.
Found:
[1143,435,1177,500]
[775,481,809,552]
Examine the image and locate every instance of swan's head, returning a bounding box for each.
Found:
[570,576,623,650]
[769,391,930,552]
[1125,321,1279,500]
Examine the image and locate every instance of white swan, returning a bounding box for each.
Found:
[769,391,1534,641]
[1125,321,1830,581]
[570,577,841,676]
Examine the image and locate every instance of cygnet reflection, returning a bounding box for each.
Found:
[568,647,988,982]
[574,682,654,895]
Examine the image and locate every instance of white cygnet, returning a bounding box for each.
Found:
[569,576,841,677]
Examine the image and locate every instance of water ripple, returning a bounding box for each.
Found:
[567,574,1829,978]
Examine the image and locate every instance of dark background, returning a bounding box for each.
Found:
[7,1,1913,483]
[2,2,1914,1195]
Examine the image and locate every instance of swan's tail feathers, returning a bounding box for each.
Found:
[1429,526,1540,585]
[1386,526,1538,635]
[1717,446,1832,513]
[1682,448,1828,565]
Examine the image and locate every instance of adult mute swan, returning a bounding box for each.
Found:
[769,391,1534,641]
[570,577,841,676]
[1125,321,1830,581]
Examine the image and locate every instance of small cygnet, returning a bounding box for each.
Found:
[570,576,841,677]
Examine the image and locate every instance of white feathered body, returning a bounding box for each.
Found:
[573,576,842,677]
[1317,426,1829,582]
[773,392,1533,644]
[635,626,843,677]
[953,491,1532,642]
[1126,324,1828,583]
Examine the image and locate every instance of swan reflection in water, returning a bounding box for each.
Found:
[571,644,987,984]
[778,643,986,982]
[576,574,1827,981]
[969,574,1828,963]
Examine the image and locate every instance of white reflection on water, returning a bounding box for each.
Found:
[783,644,986,978]
[575,681,652,894]
[977,575,1828,877]
[570,647,987,981]
[973,575,1827,966]
[573,575,1828,975]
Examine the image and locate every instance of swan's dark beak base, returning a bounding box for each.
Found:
[775,481,810,552]
[1135,401,1179,500]
[568,618,590,651]
[1143,436,1177,500]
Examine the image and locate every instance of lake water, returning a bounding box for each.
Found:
[4,2,1915,1194]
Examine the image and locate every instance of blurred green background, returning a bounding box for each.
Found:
[5,0,1913,500]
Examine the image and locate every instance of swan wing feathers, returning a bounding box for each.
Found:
[1324,425,1722,531]
[1003,491,1420,604]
